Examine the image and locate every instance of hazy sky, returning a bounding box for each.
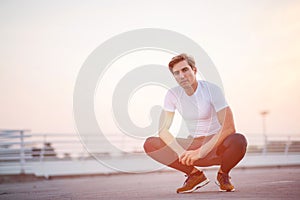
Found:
[1,0,300,139]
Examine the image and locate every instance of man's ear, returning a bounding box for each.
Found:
[192,67,197,74]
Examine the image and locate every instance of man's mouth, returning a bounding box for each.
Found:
[180,80,188,84]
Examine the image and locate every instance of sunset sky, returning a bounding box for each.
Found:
[1,0,300,142]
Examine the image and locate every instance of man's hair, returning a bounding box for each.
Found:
[168,53,196,72]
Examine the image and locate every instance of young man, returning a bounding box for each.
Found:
[144,53,247,193]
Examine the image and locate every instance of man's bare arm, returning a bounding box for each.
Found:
[179,107,235,166]
[197,106,236,157]
[158,110,185,156]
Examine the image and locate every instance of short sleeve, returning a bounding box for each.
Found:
[206,82,228,112]
[163,90,176,112]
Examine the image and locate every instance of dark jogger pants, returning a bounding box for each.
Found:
[143,133,247,175]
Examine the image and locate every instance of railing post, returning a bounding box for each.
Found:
[284,136,291,155]
[262,135,267,155]
[20,130,25,174]
[40,134,46,161]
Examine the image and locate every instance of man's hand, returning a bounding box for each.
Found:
[179,149,203,166]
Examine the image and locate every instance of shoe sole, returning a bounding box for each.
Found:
[215,180,235,192]
[177,179,210,194]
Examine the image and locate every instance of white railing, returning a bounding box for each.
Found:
[0,129,142,174]
[246,134,300,155]
[1,129,300,175]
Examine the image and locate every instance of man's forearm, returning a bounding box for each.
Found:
[215,127,235,147]
[199,129,235,157]
[159,130,185,156]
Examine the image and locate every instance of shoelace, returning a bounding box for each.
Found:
[183,175,189,185]
[219,173,231,185]
[183,171,202,185]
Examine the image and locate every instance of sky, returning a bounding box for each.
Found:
[1,0,300,142]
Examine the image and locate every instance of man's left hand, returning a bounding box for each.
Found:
[179,149,203,166]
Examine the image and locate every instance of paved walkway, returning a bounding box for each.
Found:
[2,154,300,177]
[1,166,300,200]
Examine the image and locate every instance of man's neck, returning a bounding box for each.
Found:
[184,81,198,96]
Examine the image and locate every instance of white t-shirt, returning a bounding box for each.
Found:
[164,80,228,137]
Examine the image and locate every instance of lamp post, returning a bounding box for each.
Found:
[260,110,269,154]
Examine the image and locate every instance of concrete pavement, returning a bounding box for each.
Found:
[1,166,300,200]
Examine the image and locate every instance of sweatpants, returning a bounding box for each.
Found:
[143,133,247,175]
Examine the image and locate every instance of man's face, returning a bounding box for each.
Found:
[172,60,197,89]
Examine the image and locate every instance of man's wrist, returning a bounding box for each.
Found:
[167,139,185,156]
[198,148,207,158]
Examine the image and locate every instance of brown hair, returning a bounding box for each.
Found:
[168,53,196,72]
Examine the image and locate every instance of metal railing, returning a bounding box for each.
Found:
[246,134,300,155]
[0,129,143,174]
[1,129,300,175]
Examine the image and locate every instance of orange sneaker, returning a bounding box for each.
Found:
[176,171,210,194]
[215,172,235,192]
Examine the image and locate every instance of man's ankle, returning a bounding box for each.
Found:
[189,168,202,175]
[218,169,229,175]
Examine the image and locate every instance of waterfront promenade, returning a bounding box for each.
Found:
[1,130,300,199]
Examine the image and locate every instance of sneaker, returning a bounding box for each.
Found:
[176,171,210,194]
[215,172,235,192]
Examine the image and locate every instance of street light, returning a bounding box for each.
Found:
[260,110,269,154]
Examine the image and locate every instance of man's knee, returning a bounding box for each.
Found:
[228,133,247,149]
[143,137,162,153]
[222,133,248,150]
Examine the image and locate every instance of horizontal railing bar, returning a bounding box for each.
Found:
[0,156,32,160]
[0,129,30,132]
[0,148,32,152]
[0,141,35,145]
[0,135,32,139]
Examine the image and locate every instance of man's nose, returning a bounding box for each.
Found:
[179,71,185,78]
